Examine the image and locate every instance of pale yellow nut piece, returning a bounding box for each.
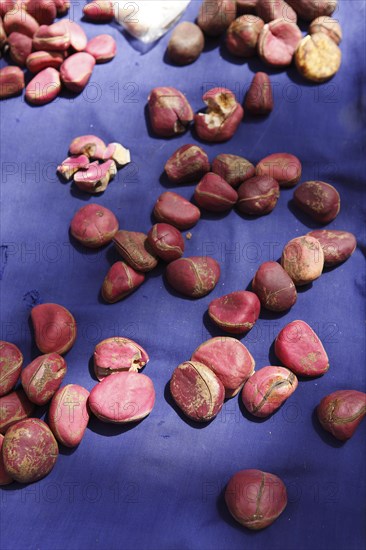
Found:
[295,32,341,82]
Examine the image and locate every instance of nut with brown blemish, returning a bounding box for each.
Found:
[237,175,280,215]
[195,87,244,142]
[164,144,210,184]
[154,191,201,230]
[309,16,342,44]
[113,230,159,273]
[256,152,302,188]
[286,0,337,21]
[281,235,324,286]
[295,32,341,82]
[252,261,297,312]
[148,87,194,137]
[102,262,145,303]
[70,204,119,248]
[194,172,238,212]
[244,72,273,115]
[93,337,149,380]
[147,223,185,263]
[258,19,302,67]
[208,290,261,334]
[0,341,23,397]
[167,21,204,65]
[225,15,264,57]
[317,390,366,441]
[166,256,220,298]
[21,353,67,406]
[0,388,35,434]
[212,154,255,187]
[293,180,340,223]
[69,135,107,159]
[197,0,237,37]
[307,229,356,267]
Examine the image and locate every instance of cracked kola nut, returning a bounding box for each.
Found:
[166,256,220,298]
[60,52,95,93]
[54,0,69,15]
[164,144,210,185]
[309,16,342,44]
[154,191,201,230]
[197,0,236,37]
[32,21,70,51]
[275,320,329,377]
[195,87,244,142]
[212,154,255,188]
[0,65,24,98]
[64,20,87,52]
[226,15,264,57]
[167,21,204,65]
[89,371,155,423]
[244,72,273,115]
[69,135,107,159]
[48,384,90,447]
[258,19,302,67]
[2,418,58,483]
[85,34,117,63]
[236,0,257,14]
[307,230,357,267]
[191,337,255,398]
[26,50,65,73]
[317,390,366,441]
[170,361,225,422]
[70,204,119,248]
[194,172,238,212]
[281,235,324,285]
[286,0,337,21]
[83,0,114,21]
[102,262,145,303]
[147,223,185,263]
[25,67,61,105]
[148,87,194,137]
[102,142,130,166]
[0,341,23,397]
[0,434,13,485]
[8,31,32,66]
[256,152,301,188]
[4,7,39,37]
[242,366,298,417]
[0,388,35,434]
[93,337,149,381]
[225,469,288,530]
[31,303,77,355]
[208,290,260,334]
[295,32,341,82]
[113,230,159,272]
[294,180,340,223]
[252,261,297,312]
[21,353,67,406]
[237,175,280,215]
[256,0,297,23]
[57,154,89,180]
[73,159,116,193]
[26,0,57,25]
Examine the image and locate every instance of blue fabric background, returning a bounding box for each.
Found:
[1,1,365,549]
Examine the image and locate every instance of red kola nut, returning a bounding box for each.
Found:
[69,135,107,159]
[30,303,77,355]
[0,434,13,485]
[60,52,96,93]
[83,0,114,21]
[148,87,194,137]
[154,191,201,230]
[25,67,61,105]
[64,20,88,52]
[57,154,90,180]
[70,204,119,248]
[256,152,302,188]
[8,31,32,66]
[286,0,337,21]
[166,256,221,298]
[191,337,255,398]
[275,320,329,377]
[32,21,70,51]
[194,172,238,212]
[21,353,67,405]
[0,388,35,434]
[237,175,280,215]
[93,337,149,381]
[281,235,324,286]
[4,7,39,37]
[252,261,297,312]
[197,0,237,37]
[85,34,117,63]
[170,361,225,422]
[26,0,57,25]
[113,230,159,272]
[225,469,288,530]
[2,418,58,483]
[225,15,264,57]
[0,341,23,397]
[208,290,260,334]
[211,154,255,188]
[242,366,298,417]
[244,72,273,115]
[256,0,297,23]
[236,0,257,15]
[0,66,24,98]
[293,181,340,224]
[26,50,65,73]
[147,223,185,263]
[307,230,357,267]
[73,159,116,193]
[102,261,145,303]
[309,16,342,45]
[89,372,156,423]
[258,19,302,67]
[48,384,90,447]
[195,87,244,142]
[164,144,210,185]
[317,390,366,441]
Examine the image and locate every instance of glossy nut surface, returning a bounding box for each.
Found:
[147,223,185,262]
[194,172,238,212]
[281,235,324,286]
[31,303,77,355]
[212,154,255,187]
[0,341,23,397]
[317,390,366,441]
[256,152,301,188]
[49,384,90,447]
[208,290,260,333]
[237,175,280,215]
[154,191,201,230]
[102,262,145,303]
[25,67,61,105]
[21,353,67,405]
[197,0,237,37]
[293,180,340,223]
[164,144,210,184]
[166,256,220,298]
[307,230,356,267]
[226,15,264,57]
[113,230,159,272]
[70,204,119,248]
[167,21,204,65]
[60,52,95,93]
[252,261,297,311]
[93,337,149,381]
[148,87,194,137]
[85,34,117,63]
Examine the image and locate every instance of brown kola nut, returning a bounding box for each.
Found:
[167,21,204,65]
[286,0,337,21]
[211,154,255,187]
[197,0,237,37]
[148,87,194,137]
[113,230,159,272]
[237,175,280,215]
[194,172,238,212]
[225,15,264,57]
[295,32,341,82]
[244,72,273,115]
[293,180,340,223]
[164,144,210,184]
[309,16,342,44]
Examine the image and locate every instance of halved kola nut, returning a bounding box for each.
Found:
[64,20,87,52]
[69,134,107,159]
[30,302,77,355]
[258,19,302,67]
[73,160,116,193]
[0,66,24,98]
[70,203,119,248]
[113,230,159,272]
[194,87,244,142]
[57,154,90,180]
[60,52,95,93]
[93,337,149,381]
[83,0,114,21]
[48,384,90,447]
[26,50,65,73]
[102,262,145,303]
[32,21,70,51]
[4,7,39,37]
[25,67,61,105]
[8,31,32,66]
[295,32,341,82]
[0,341,23,397]
[85,34,117,63]
[102,142,130,167]
[208,290,261,334]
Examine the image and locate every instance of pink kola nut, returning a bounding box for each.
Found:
[93,337,149,381]
[208,290,260,334]
[195,87,244,142]
[0,0,16,17]
[0,434,13,485]
[113,230,159,272]
[25,67,61,105]
[2,418,58,483]
[82,0,114,21]
[197,0,237,37]
[20,353,67,406]
[252,261,297,312]
[293,181,341,224]
[191,337,255,398]
[258,19,302,67]
[170,361,225,422]
[225,15,264,57]
[281,235,324,286]
[147,224,185,262]
[211,154,255,188]
[225,469,288,530]
[317,390,366,441]
[73,159,116,193]
[4,7,39,37]
[148,87,194,137]
[102,261,145,303]
[32,21,70,50]
[237,175,280,215]
[194,172,238,212]
[0,388,35,434]
[275,320,329,377]
[8,31,32,66]
[0,341,23,397]
[26,0,57,25]
[30,303,77,355]
[69,135,107,159]
[256,152,302,188]
[244,72,273,115]
[57,154,90,180]
[0,66,25,98]
[242,366,298,417]
[166,256,221,298]
[85,34,116,63]
[60,52,96,93]
[164,144,210,185]
[307,230,357,267]
[154,191,201,230]
[256,0,297,23]
[64,20,88,52]
[88,371,155,423]
[70,204,119,248]
[48,384,90,447]
[26,50,65,73]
